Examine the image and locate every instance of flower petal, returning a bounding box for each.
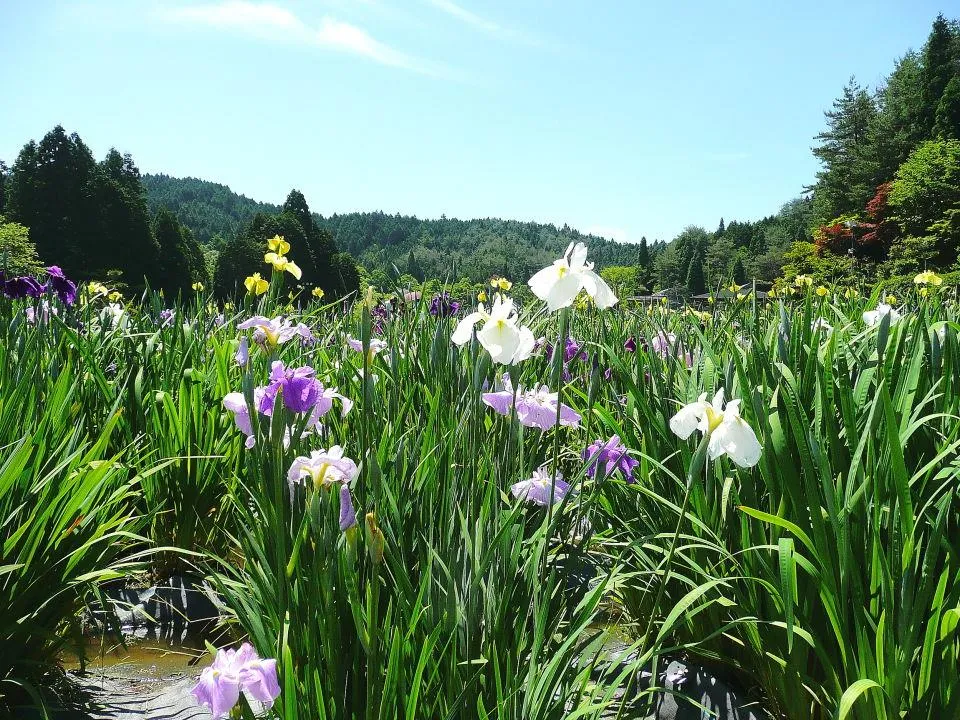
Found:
[451,311,485,345]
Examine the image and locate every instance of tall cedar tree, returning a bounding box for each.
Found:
[811,78,878,224]
[921,15,958,135]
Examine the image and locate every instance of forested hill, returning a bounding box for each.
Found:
[142,173,641,283]
[143,174,280,244]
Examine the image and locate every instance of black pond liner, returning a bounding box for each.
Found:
[86,575,221,643]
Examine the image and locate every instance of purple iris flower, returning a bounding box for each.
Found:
[45,266,77,305]
[624,337,637,353]
[564,337,587,363]
[4,275,45,299]
[482,375,580,430]
[234,336,249,367]
[159,309,175,327]
[339,484,358,531]
[429,292,461,317]
[511,467,571,506]
[261,362,323,414]
[192,643,280,719]
[583,435,638,483]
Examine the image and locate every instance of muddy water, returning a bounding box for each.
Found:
[61,634,211,695]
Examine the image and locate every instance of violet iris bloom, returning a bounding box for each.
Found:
[482,375,580,430]
[191,643,280,720]
[4,275,45,299]
[511,467,571,506]
[223,389,267,449]
[624,337,637,353]
[429,292,461,317]
[583,435,638,482]
[159,309,175,327]
[260,362,322,414]
[564,337,587,363]
[45,266,77,305]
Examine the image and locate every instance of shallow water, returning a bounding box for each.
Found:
[61,634,209,681]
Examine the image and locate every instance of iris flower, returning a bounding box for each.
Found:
[863,303,902,327]
[238,315,314,348]
[482,375,580,430]
[192,643,280,720]
[669,388,762,468]
[45,266,77,305]
[583,435,638,482]
[914,270,943,286]
[287,446,359,489]
[429,292,461,317]
[222,388,267,449]
[511,467,571,506]
[312,287,325,299]
[267,235,290,255]
[528,242,617,311]
[245,273,269,296]
[264,252,302,280]
[347,336,388,357]
[3,275,45,299]
[451,296,536,365]
[811,317,833,332]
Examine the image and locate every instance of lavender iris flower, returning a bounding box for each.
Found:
[238,315,314,347]
[25,301,58,324]
[234,336,249,367]
[287,446,359,488]
[482,375,580,430]
[191,643,280,720]
[511,467,571,506]
[159,309,175,327]
[339,484,358,531]
[583,435,638,483]
[45,266,77,305]
[223,389,267,449]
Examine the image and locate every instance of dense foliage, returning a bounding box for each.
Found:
[793,14,960,285]
[2,250,958,718]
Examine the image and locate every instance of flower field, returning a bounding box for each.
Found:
[2,242,960,719]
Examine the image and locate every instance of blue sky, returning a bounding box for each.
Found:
[0,1,948,243]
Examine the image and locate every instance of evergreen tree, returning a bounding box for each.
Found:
[934,75,960,138]
[731,255,747,284]
[811,78,879,224]
[96,149,161,288]
[152,208,196,296]
[8,126,100,275]
[921,14,957,135]
[0,160,7,216]
[635,236,652,292]
[685,251,706,294]
[329,252,361,299]
[214,233,263,297]
[868,52,927,181]
[716,218,725,236]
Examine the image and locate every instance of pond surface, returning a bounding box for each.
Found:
[61,634,210,696]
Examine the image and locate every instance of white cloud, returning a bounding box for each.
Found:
[584,226,630,244]
[425,0,502,34]
[424,0,542,46]
[161,1,450,76]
